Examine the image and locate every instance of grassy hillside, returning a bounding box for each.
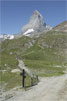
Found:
[0,31,67,90]
[22,31,67,75]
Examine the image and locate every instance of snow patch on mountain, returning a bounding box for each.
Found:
[0,34,15,40]
[23,29,34,36]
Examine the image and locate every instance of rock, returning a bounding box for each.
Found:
[9,52,13,55]
[11,69,21,73]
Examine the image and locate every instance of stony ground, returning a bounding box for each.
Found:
[1,60,67,101]
[2,74,67,101]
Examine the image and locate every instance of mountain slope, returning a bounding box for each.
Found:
[0,30,67,91]
[1,31,67,71]
[53,21,67,32]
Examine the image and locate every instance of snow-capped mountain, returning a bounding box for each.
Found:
[21,10,52,37]
[0,34,15,42]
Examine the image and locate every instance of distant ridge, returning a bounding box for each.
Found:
[53,21,67,32]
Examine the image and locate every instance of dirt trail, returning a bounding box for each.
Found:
[18,59,31,74]
[1,60,67,101]
[18,59,34,77]
[6,74,67,101]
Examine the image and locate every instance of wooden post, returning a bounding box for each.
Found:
[20,69,26,88]
[23,69,25,87]
[36,75,38,82]
[31,77,33,86]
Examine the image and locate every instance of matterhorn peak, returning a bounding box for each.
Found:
[21,10,51,37]
[33,10,41,15]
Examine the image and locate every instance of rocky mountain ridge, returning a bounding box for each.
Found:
[21,10,52,37]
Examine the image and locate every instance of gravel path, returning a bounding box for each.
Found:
[1,60,67,101]
[6,74,67,101]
